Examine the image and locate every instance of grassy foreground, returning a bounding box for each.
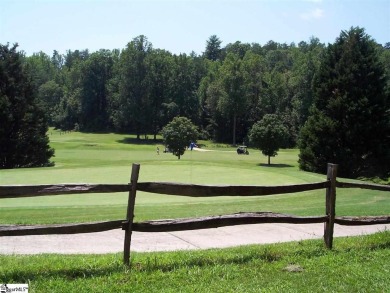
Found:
[1,231,389,292]
[0,130,389,224]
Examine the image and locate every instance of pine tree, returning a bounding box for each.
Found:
[204,35,222,61]
[299,27,389,178]
[0,43,54,168]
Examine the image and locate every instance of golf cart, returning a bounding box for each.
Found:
[237,146,249,155]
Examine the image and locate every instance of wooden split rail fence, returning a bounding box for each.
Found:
[0,163,389,265]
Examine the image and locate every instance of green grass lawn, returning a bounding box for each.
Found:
[0,130,389,224]
[1,231,389,292]
[1,131,389,292]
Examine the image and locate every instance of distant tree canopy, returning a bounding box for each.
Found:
[3,26,389,177]
[0,44,54,169]
[161,116,199,159]
[299,27,390,178]
[19,34,328,146]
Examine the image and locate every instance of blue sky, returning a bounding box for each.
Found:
[1,0,389,56]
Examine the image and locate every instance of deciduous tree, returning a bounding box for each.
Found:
[249,114,288,165]
[78,50,114,131]
[161,116,199,159]
[110,35,152,138]
[217,53,247,145]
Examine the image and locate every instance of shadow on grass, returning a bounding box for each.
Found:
[1,249,281,281]
[134,248,283,273]
[258,163,293,168]
[117,137,163,145]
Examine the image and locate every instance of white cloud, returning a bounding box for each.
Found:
[300,8,324,20]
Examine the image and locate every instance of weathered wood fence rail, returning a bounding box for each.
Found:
[0,163,389,265]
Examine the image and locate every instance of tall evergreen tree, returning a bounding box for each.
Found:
[299,27,389,177]
[204,35,223,61]
[0,44,54,168]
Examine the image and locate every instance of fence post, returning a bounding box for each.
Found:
[123,163,140,266]
[324,163,338,249]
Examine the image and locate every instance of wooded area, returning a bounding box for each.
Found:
[1,27,389,178]
[14,31,390,147]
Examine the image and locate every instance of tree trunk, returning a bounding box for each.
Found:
[268,155,270,165]
[233,115,236,146]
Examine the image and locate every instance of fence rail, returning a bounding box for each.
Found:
[0,184,130,198]
[0,220,123,236]
[137,181,330,197]
[0,163,389,266]
[334,216,390,226]
[128,212,328,232]
[336,181,390,192]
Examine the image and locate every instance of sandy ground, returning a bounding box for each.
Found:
[0,223,388,255]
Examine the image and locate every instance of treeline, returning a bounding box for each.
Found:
[2,27,389,177]
[22,31,389,147]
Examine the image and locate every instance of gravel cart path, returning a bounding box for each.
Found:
[0,223,388,255]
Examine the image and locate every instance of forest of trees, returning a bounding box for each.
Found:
[17,33,330,144]
[1,27,389,177]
